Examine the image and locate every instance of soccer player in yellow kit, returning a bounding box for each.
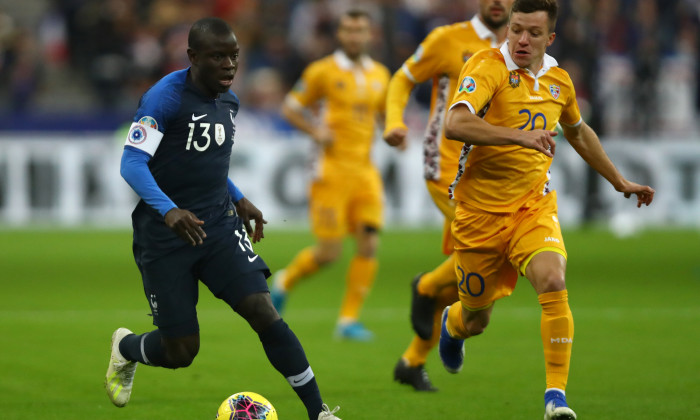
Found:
[438,1,655,418]
[384,0,513,391]
[270,9,390,341]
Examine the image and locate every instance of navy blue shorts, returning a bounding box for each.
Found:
[133,217,271,337]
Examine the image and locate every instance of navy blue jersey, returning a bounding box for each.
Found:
[123,68,241,253]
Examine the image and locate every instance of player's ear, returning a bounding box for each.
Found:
[187,47,197,64]
[546,32,556,47]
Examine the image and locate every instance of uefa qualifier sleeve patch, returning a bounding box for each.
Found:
[459,76,477,93]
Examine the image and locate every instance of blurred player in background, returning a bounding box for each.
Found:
[270,10,390,341]
[384,0,513,391]
[105,17,341,420]
[438,0,654,418]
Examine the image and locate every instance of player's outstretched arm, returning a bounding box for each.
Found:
[164,208,206,246]
[444,104,557,157]
[562,122,655,207]
[234,197,267,243]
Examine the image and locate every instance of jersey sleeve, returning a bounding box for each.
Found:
[120,147,177,216]
[558,74,582,127]
[384,69,413,133]
[227,178,244,202]
[402,26,448,83]
[286,61,325,109]
[449,50,504,115]
[124,78,182,156]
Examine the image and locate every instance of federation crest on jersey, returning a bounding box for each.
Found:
[459,76,476,93]
[509,71,520,88]
[127,125,147,145]
[215,123,226,146]
[549,84,561,99]
[138,116,158,130]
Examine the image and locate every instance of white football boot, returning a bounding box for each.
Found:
[544,389,577,420]
[105,327,138,407]
[318,404,341,420]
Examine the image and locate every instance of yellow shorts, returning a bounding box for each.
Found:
[451,191,567,310]
[309,167,384,239]
[426,180,456,256]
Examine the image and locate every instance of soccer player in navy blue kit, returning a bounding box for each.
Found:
[105,17,341,420]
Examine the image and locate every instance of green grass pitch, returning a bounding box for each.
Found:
[1,227,699,419]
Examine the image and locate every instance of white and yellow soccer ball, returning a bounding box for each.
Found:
[215,392,278,420]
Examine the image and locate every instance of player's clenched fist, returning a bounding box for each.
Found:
[165,208,207,246]
[383,127,408,150]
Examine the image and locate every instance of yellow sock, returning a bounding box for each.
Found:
[402,304,443,366]
[446,302,470,339]
[281,247,319,291]
[539,290,574,390]
[401,336,433,366]
[417,254,457,297]
[338,256,377,321]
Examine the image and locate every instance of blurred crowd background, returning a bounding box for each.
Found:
[0,0,699,138]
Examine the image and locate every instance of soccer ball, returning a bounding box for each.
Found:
[215,392,278,420]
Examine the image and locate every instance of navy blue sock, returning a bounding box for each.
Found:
[118,330,167,367]
[259,319,323,420]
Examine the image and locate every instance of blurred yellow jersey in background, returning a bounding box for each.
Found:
[286,50,390,176]
[448,43,582,213]
[387,16,500,191]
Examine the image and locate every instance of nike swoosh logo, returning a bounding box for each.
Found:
[292,372,310,384]
[192,114,207,121]
[248,255,259,263]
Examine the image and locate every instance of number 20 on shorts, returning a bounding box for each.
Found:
[457,266,485,297]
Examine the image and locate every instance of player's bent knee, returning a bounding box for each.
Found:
[537,273,567,294]
[163,337,200,369]
[464,318,489,336]
[314,242,342,265]
[462,308,491,337]
[316,251,340,265]
[165,354,195,369]
[356,225,379,257]
[357,243,378,258]
[235,292,280,333]
[164,354,195,369]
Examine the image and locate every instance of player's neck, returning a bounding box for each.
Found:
[492,26,508,43]
[344,50,365,65]
[524,59,545,75]
[188,70,218,99]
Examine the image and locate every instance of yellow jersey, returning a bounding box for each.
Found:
[287,50,390,175]
[386,16,500,191]
[448,42,582,213]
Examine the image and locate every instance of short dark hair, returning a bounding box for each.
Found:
[510,0,559,31]
[341,9,372,22]
[188,17,234,51]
